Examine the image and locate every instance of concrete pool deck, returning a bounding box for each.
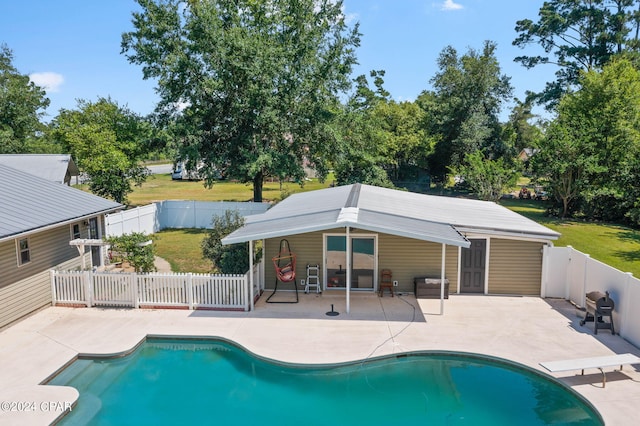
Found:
[1,294,639,425]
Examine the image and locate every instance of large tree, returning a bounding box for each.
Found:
[533,58,640,219]
[0,44,50,153]
[513,0,640,107]
[419,41,513,183]
[121,0,360,202]
[50,98,151,204]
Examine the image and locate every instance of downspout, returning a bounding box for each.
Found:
[346,227,351,314]
[249,240,254,311]
[440,243,446,315]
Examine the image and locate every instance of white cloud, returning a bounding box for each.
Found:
[441,0,463,11]
[29,72,64,93]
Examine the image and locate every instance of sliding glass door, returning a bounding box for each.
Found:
[325,234,376,291]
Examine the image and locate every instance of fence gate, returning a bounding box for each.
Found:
[91,272,136,307]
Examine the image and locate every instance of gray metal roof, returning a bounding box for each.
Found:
[222,183,560,246]
[0,163,122,241]
[0,154,79,184]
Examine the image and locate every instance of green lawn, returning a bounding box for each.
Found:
[153,228,212,273]
[127,174,333,206]
[500,199,640,276]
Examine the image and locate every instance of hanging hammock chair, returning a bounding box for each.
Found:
[267,239,299,303]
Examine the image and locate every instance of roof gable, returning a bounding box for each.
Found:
[0,163,122,241]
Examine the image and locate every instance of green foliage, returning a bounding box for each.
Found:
[332,71,430,187]
[513,0,640,108]
[122,0,360,202]
[502,97,544,153]
[201,210,256,274]
[533,58,640,220]
[50,98,151,204]
[106,232,156,272]
[456,151,519,202]
[421,41,513,183]
[0,44,50,153]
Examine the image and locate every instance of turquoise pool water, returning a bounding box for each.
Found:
[49,338,602,425]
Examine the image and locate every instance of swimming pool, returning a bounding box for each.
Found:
[49,337,603,425]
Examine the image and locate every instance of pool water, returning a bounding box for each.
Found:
[49,338,602,425]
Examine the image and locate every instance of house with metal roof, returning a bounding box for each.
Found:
[0,154,80,185]
[223,183,560,312]
[0,163,122,329]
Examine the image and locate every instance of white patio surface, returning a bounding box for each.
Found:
[1,294,639,425]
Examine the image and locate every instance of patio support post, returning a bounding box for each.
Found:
[346,226,351,314]
[249,240,255,311]
[440,243,446,315]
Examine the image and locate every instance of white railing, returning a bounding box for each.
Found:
[50,266,262,311]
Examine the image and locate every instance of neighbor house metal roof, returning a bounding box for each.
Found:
[222,183,560,246]
[0,154,79,185]
[0,163,122,241]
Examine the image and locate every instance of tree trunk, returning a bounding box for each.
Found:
[253,172,264,202]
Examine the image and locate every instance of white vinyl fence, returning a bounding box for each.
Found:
[543,245,640,348]
[104,201,270,237]
[51,263,264,311]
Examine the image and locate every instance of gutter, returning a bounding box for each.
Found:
[0,206,123,244]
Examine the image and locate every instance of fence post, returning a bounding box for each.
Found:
[622,272,634,338]
[582,253,590,308]
[187,273,194,310]
[85,270,92,307]
[50,270,57,306]
[131,273,139,309]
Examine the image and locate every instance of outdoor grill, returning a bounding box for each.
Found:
[580,291,616,335]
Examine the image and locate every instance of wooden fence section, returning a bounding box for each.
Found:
[51,269,258,311]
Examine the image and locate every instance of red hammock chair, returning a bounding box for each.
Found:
[267,239,298,303]
[272,245,296,282]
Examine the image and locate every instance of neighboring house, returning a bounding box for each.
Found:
[518,148,539,162]
[0,164,122,329]
[223,184,560,307]
[0,154,80,185]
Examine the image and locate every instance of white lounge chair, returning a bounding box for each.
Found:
[540,353,640,387]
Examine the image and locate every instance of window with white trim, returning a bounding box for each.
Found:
[71,223,81,240]
[17,238,31,265]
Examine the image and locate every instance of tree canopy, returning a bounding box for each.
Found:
[533,58,640,220]
[121,0,361,202]
[50,98,151,204]
[419,41,513,183]
[513,0,640,107]
[0,44,50,153]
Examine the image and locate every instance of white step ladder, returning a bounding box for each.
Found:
[304,264,321,294]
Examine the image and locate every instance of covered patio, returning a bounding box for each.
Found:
[0,294,638,425]
[223,183,559,313]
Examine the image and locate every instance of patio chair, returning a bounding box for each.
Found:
[379,269,394,297]
[267,239,298,303]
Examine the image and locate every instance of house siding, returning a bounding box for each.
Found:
[0,222,90,329]
[0,224,87,289]
[488,238,543,296]
[0,254,86,329]
[265,232,324,289]
[264,230,459,293]
[377,234,458,293]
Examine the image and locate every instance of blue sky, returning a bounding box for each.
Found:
[1,0,556,121]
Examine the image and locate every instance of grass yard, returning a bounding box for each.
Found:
[127,173,333,206]
[500,199,640,277]
[152,228,212,273]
